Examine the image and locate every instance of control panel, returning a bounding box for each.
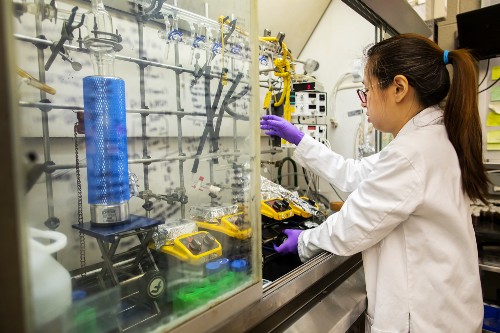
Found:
[157,231,222,265]
[296,124,327,143]
[261,198,294,221]
[292,92,327,117]
[280,123,327,148]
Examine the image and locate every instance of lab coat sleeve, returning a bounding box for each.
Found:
[293,134,379,192]
[298,148,423,261]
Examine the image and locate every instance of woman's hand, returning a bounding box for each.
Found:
[273,229,302,254]
[260,115,305,145]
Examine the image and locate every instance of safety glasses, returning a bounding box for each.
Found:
[357,88,367,104]
[356,79,392,104]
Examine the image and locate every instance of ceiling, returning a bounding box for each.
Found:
[257,0,332,57]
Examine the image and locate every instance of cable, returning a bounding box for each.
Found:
[278,157,298,187]
[303,166,345,203]
[478,77,500,94]
[322,138,331,149]
[478,59,490,88]
[329,73,364,122]
[329,183,345,202]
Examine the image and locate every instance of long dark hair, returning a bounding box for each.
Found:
[366,33,488,203]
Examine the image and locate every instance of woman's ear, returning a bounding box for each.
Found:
[393,75,409,103]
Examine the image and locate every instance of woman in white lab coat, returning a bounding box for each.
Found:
[260,33,487,332]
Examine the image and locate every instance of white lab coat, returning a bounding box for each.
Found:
[293,106,483,332]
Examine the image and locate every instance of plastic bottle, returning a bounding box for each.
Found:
[230,259,249,285]
[29,228,71,330]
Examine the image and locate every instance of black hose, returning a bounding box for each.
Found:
[277,157,298,187]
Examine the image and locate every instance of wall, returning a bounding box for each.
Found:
[267,0,376,202]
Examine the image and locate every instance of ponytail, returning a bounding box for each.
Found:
[445,50,489,203]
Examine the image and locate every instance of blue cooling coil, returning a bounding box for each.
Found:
[83,76,130,205]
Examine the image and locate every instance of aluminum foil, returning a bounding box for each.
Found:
[151,219,198,249]
[189,204,239,223]
[260,176,320,216]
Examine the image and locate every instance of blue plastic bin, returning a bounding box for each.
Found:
[483,304,500,333]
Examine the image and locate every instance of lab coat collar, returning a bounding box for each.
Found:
[396,105,444,138]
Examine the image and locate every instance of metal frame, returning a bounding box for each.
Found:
[0,1,31,332]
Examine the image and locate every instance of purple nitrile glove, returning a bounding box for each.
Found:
[260,115,305,145]
[273,229,302,254]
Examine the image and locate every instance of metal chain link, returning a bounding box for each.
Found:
[74,122,86,275]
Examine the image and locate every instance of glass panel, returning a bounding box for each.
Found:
[13,0,259,331]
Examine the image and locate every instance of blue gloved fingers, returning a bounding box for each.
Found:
[260,115,304,145]
[261,115,287,128]
[264,130,280,136]
[273,240,288,253]
[274,229,302,254]
[265,119,287,129]
[259,123,274,130]
[260,119,283,128]
[262,114,282,121]
[260,120,284,137]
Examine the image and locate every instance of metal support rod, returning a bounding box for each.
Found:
[19,101,209,117]
[137,18,151,217]
[209,159,215,205]
[44,151,245,172]
[35,0,56,228]
[233,117,238,159]
[141,114,149,189]
[174,33,186,218]
[231,56,239,158]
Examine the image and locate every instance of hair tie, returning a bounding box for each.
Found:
[443,50,449,65]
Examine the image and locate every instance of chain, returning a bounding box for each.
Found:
[74,122,86,275]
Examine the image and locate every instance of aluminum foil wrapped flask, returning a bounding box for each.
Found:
[83,76,129,225]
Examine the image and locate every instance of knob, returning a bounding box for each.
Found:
[234,216,244,226]
[203,233,215,246]
[188,238,202,253]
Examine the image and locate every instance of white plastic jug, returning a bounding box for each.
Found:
[29,227,72,328]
